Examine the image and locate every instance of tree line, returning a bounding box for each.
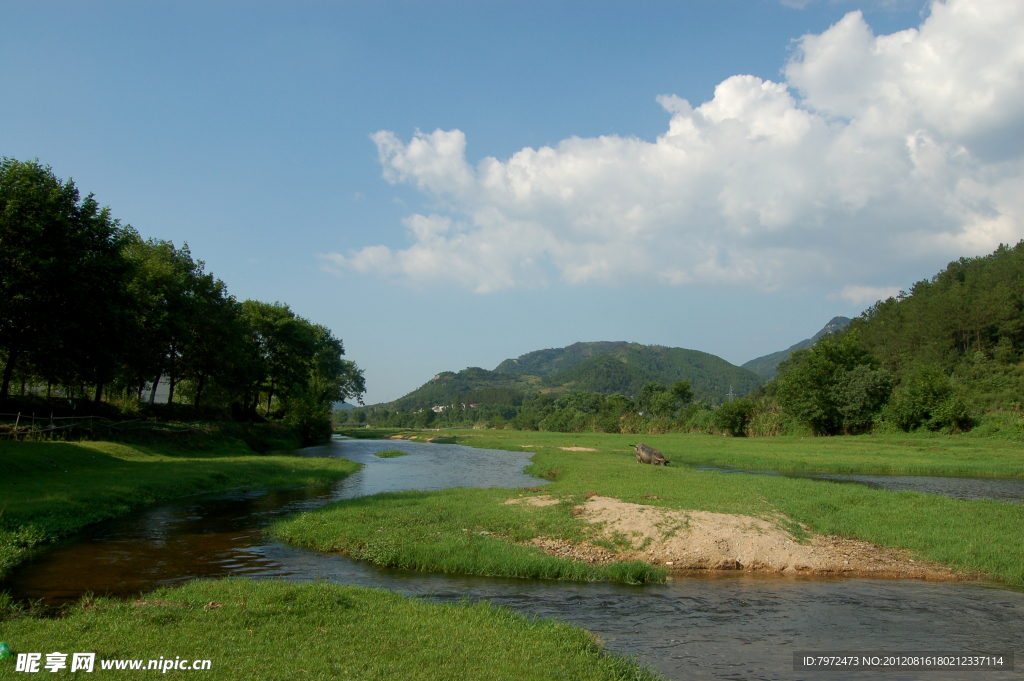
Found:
[0,158,364,437]
[345,380,708,434]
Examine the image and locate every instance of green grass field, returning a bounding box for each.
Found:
[421,429,1024,478]
[0,579,658,681]
[279,429,1024,586]
[0,438,360,579]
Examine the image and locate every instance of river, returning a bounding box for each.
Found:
[4,437,1021,680]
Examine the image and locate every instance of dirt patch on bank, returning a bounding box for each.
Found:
[504,495,561,507]
[559,447,599,452]
[526,496,964,580]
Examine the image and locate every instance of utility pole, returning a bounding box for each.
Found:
[727,385,735,402]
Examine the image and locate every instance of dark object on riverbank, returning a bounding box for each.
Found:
[634,443,668,466]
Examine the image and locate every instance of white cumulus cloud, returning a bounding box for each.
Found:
[326,0,1024,294]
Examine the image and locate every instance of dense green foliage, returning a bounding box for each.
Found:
[0,435,360,579]
[853,243,1024,373]
[0,158,131,402]
[386,367,529,413]
[511,341,762,399]
[0,160,363,438]
[766,242,1024,436]
[0,579,659,681]
[349,380,724,435]
[741,317,851,380]
[495,341,635,375]
[773,331,894,435]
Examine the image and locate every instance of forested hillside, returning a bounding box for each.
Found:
[383,343,762,416]
[386,368,533,413]
[742,317,851,379]
[754,242,1024,437]
[850,242,1024,412]
[539,346,762,398]
[852,245,1023,375]
[494,341,636,376]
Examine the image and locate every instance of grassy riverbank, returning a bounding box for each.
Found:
[0,436,360,579]
[377,429,1024,478]
[0,579,657,681]
[280,429,1024,586]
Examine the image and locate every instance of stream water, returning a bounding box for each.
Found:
[3,438,1021,680]
[691,465,1024,503]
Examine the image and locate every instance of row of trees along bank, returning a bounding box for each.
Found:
[0,158,364,440]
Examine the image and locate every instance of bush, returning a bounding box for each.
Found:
[775,331,891,435]
[679,404,716,434]
[539,410,592,433]
[714,398,755,436]
[968,410,1024,440]
[884,365,972,432]
[745,404,786,437]
[931,392,973,432]
[284,392,333,446]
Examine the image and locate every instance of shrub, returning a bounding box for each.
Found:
[284,392,333,446]
[713,398,755,436]
[884,365,972,432]
[745,404,786,437]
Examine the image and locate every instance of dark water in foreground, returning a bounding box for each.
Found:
[4,438,1022,680]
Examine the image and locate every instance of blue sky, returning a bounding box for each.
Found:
[4,0,1022,404]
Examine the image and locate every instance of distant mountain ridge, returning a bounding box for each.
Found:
[376,341,764,412]
[494,341,636,376]
[741,316,851,380]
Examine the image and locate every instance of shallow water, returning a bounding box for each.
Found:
[4,438,1021,680]
[691,464,1024,503]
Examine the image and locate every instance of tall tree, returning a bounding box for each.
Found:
[178,274,245,412]
[122,236,207,404]
[241,301,317,415]
[0,158,129,402]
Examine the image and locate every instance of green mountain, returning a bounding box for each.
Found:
[495,341,635,376]
[385,368,535,413]
[537,347,763,399]
[379,341,764,412]
[741,316,851,380]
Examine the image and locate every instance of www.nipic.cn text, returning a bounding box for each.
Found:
[15,652,212,673]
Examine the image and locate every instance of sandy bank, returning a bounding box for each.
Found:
[506,495,963,580]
